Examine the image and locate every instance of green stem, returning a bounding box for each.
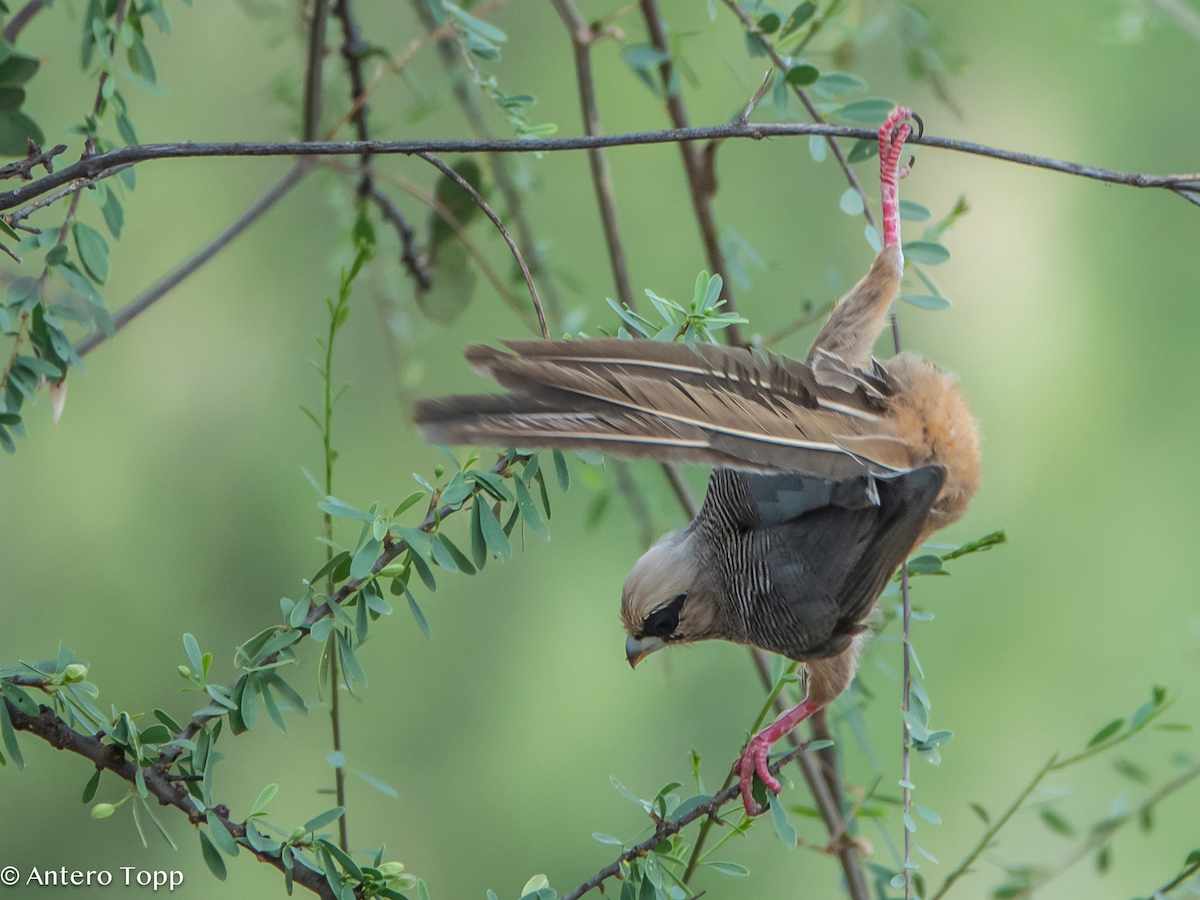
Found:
[931,755,1057,900]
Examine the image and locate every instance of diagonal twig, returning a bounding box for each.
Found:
[415,152,549,339]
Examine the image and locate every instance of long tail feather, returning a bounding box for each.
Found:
[415,340,916,478]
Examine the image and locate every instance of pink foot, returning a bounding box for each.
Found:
[878,107,922,249]
[732,697,821,817]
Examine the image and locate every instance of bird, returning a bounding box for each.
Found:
[414,107,981,816]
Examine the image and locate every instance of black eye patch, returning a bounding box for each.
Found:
[642,593,687,639]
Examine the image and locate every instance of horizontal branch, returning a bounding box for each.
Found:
[3,125,1197,212]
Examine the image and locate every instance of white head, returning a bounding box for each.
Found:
[620,528,724,667]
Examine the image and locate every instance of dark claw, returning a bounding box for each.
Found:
[907,154,916,171]
[910,111,925,140]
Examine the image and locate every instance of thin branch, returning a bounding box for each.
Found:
[561,740,814,900]
[4,700,337,900]
[931,755,1058,900]
[762,300,834,348]
[4,124,1193,213]
[302,0,332,142]
[331,0,372,197]
[551,0,637,311]
[74,163,310,358]
[7,163,132,224]
[368,187,432,290]
[1022,762,1200,896]
[368,168,534,326]
[0,141,66,183]
[412,0,565,332]
[639,0,744,346]
[2,0,44,43]
[415,151,549,339]
[719,0,877,232]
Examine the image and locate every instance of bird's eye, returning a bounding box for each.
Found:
[643,593,687,638]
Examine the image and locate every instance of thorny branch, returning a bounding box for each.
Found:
[2,125,1195,214]
[3,699,337,900]
[561,741,815,900]
[0,141,66,183]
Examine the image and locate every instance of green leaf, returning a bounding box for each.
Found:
[198,831,227,881]
[768,796,797,849]
[408,547,436,592]
[705,862,749,876]
[914,803,941,825]
[899,199,932,221]
[304,806,346,834]
[906,554,943,575]
[839,98,894,124]
[445,3,507,42]
[403,584,433,641]
[901,294,951,310]
[969,802,990,825]
[808,134,826,162]
[428,532,459,573]
[476,498,511,560]
[839,188,864,216]
[592,833,623,846]
[621,44,671,69]
[336,632,367,686]
[183,633,204,676]
[82,768,102,803]
[902,240,950,266]
[72,221,110,282]
[353,768,399,798]
[784,63,819,85]
[1088,718,1124,747]
[249,783,278,817]
[0,681,38,716]
[393,490,426,517]
[436,534,475,575]
[846,138,878,164]
[552,449,570,492]
[514,477,549,541]
[100,188,124,238]
[207,813,240,856]
[1039,807,1075,837]
[781,1,816,36]
[470,497,488,570]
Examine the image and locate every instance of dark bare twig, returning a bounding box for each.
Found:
[640,0,744,346]
[416,151,549,339]
[0,142,66,182]
[369,187,432,290]
[302,0,332,142]
[762,300,835,348]
[2,0,44,42]
[74,163,309,358]
[561,740,814,900]
[331,0,372,198]
[551,0,637,312]
[612,461,656,549]
[2,126,1197,212]
[7,164,132,225]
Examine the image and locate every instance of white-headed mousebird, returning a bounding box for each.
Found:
[414,109,981,816]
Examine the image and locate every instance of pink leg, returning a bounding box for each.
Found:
[878,106,919,249]
[733,696,821,816]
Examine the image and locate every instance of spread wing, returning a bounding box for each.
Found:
[703,466,945,661]
[415,339,913,480]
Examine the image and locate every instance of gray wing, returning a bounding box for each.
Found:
[703,466,945,662]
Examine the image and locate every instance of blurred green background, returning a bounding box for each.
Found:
[2,1,1199,898]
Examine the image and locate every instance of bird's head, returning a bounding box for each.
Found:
[620,529,722,668]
